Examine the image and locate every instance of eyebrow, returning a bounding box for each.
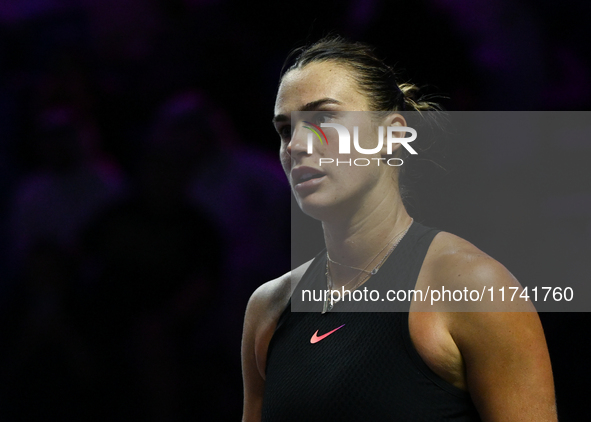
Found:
[272,98,342,124]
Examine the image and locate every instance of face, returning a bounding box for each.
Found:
[273,61,402,221]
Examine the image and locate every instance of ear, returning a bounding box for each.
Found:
[380,113,407,157]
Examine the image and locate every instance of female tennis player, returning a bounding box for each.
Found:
[242,36,557,421]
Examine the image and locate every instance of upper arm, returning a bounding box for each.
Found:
[241,286,267,422]
[453,311,556,421]
[445,256,557,421]
[241,268,299,422]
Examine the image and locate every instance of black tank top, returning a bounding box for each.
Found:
[261,221,482,421]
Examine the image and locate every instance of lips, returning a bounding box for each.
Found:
[291,166,326,186]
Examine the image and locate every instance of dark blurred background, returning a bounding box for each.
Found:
[0,0,589,420]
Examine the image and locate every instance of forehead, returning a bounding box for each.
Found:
[274,61,370,117]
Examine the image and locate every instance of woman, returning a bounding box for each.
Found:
[242,36,556,421]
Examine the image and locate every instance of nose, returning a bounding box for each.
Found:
[287,125,311,159]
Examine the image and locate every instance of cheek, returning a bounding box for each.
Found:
[342,159,382,185]
[279,144,291,175]
[357,127,382,151]
[325,131,340,149]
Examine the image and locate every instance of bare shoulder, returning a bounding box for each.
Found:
[422,231,526,305]
[415,231,556,420]
[245,273,291,323]
[423,233,556,420]
[242,259,315,420]
[242,259,313,379]
[428,231,506,277]
[245,259,313,327]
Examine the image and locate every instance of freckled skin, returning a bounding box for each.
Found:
[275,62,406,224]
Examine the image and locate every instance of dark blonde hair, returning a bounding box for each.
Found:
[281,35,439,112]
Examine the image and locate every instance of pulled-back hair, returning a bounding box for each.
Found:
[281,35,439,112]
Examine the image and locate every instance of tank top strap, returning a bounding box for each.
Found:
[284,220,441,313]
[373,220,441,292]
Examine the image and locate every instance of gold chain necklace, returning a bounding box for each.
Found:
[322,218,413,314]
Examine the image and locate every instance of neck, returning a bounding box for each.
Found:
[322,189,411,290]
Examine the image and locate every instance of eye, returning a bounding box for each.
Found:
[277,124,292,140]
[312,112,336,125]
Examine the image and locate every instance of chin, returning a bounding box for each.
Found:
[296,194,348,223]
